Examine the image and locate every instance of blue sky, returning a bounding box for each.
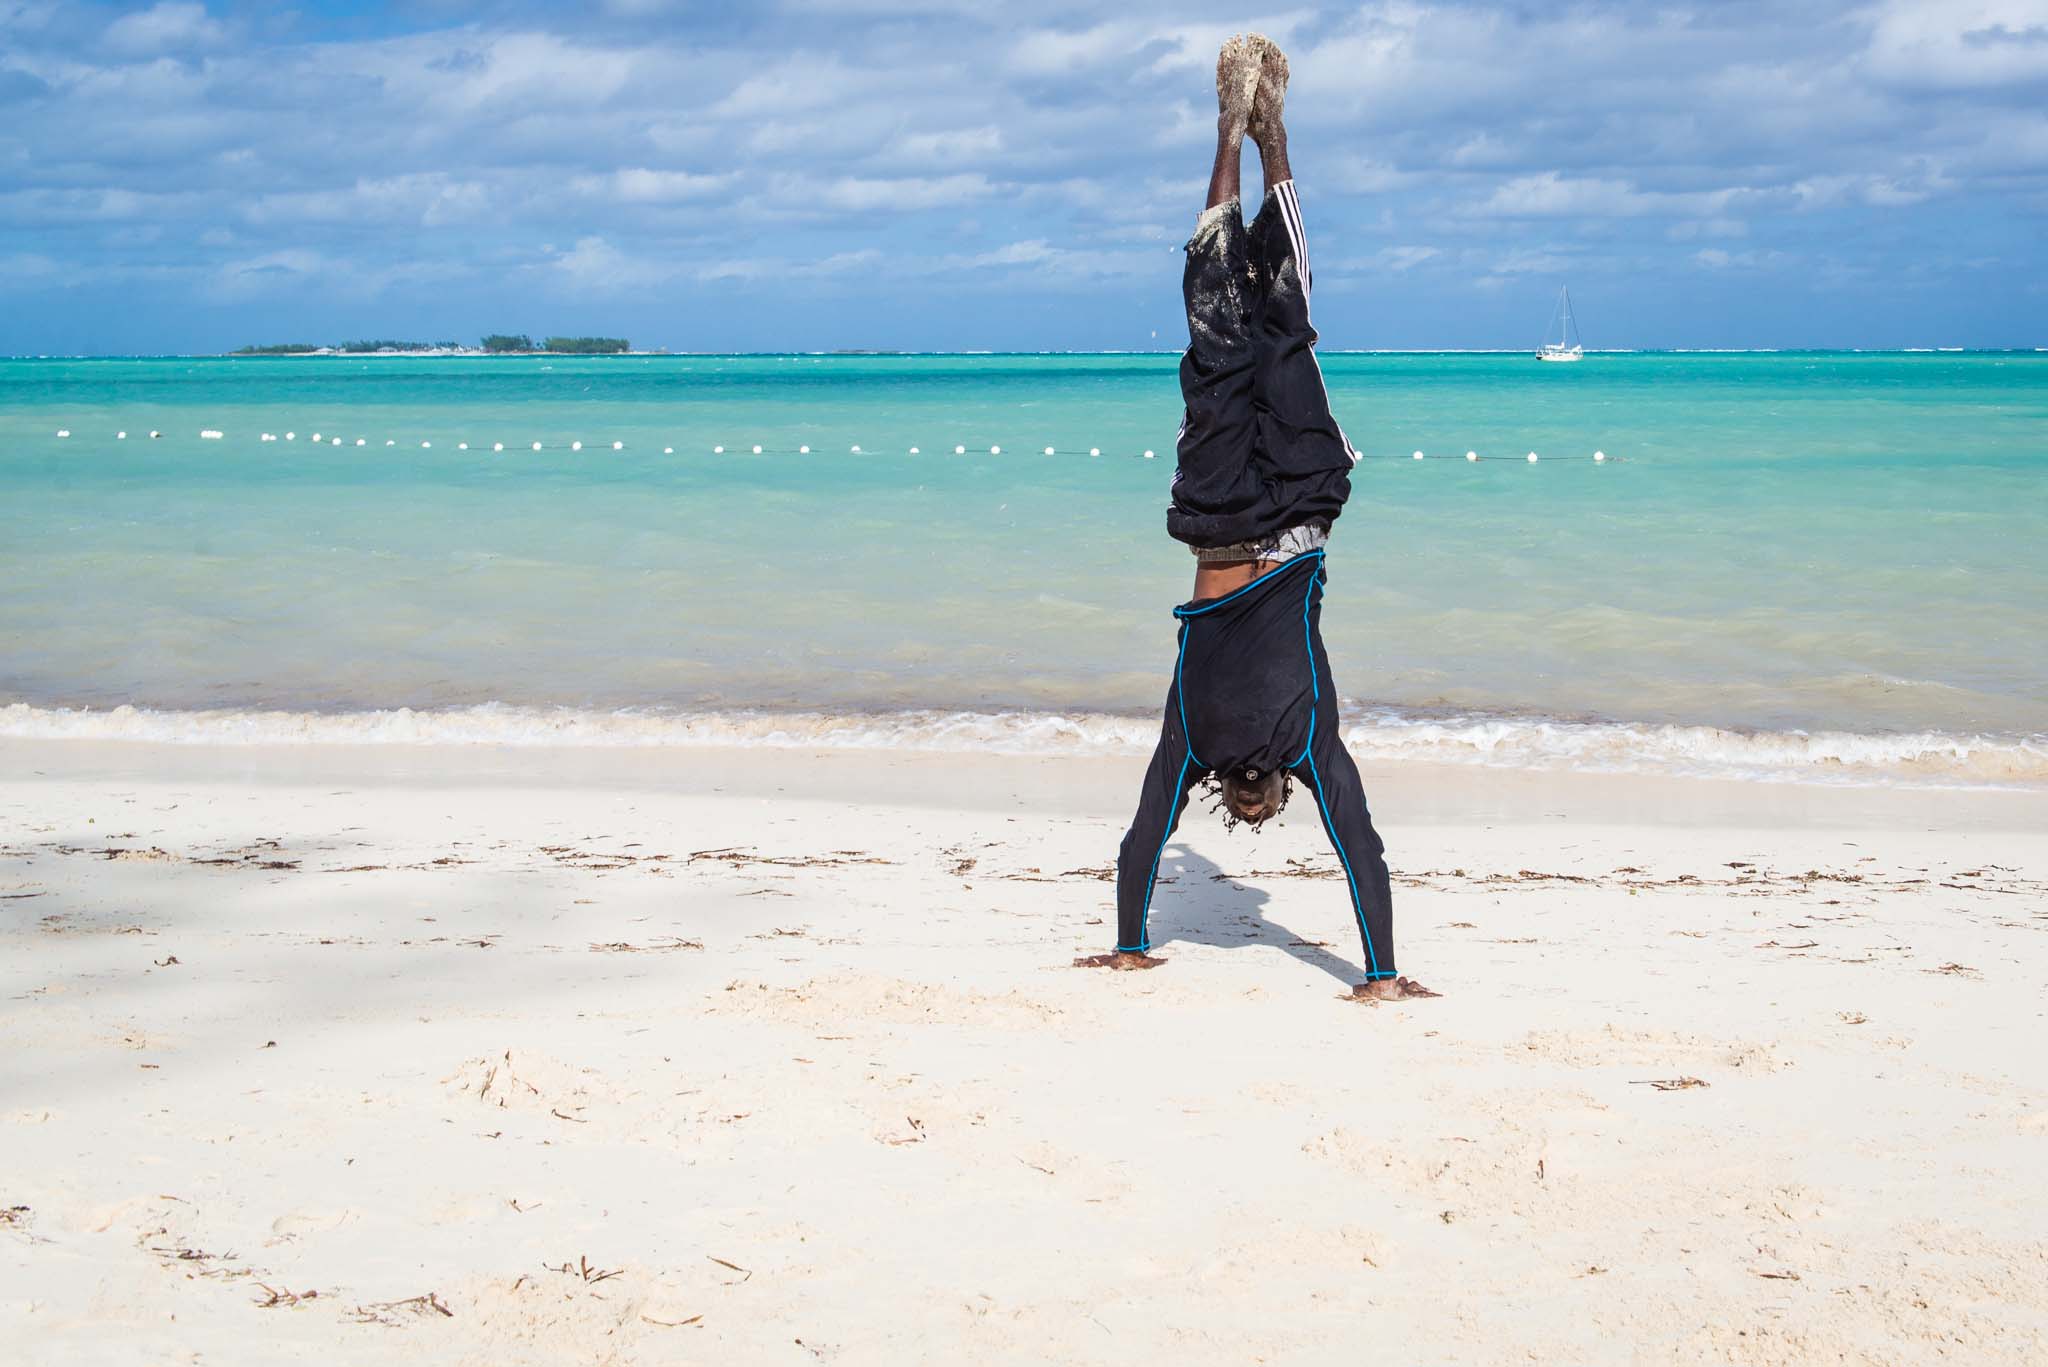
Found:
[2,0,2044,352]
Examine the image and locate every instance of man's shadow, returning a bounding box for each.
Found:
[1147,843,1362,985]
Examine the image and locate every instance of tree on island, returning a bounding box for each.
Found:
[482,334,536,353]
[542,336,630,354]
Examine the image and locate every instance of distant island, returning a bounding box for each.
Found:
[230,335,636,356]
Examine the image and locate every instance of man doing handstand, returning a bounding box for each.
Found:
[1078,34,1434,1002]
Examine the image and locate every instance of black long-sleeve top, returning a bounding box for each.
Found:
[1112,550,1396,979]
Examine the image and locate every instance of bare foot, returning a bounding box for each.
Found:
[1073,951,1166,971]
[1245,34,1289,145]
[1215,35,1260,143]
[1348,975,1440,1002]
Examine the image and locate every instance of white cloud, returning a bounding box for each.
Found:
[241,174,491,227]
[1471,172,1744,220]
[545,236,666,290]
[901,126,1003,162]
[106,2,226,58]
[1861,0,2048,90]
[571,168,732,203]
[695,248,882,283]
[1692,248,1787,271]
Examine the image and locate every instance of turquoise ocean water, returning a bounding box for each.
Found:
[3,352,2044,785]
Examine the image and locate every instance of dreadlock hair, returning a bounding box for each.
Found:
[1202,766,1292,831]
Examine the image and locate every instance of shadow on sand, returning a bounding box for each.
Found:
[1147,843,1361,986]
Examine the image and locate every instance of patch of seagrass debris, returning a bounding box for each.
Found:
[537,843,670,872]
[688,846,893,869]
[405,934,500,950]
[187,838,300,870]
[1928,962,1982,978]
[1058,864,1116,882]
[993,865,1056,883]
[546,1255,622,1285]
[254,1284,321,1308]
[1373,861,2048,900]
[589,937,703,953]
[146,1239,255,1282]
[353,1291,454,1324]
[1632,1077,1710,1091]
[1222,857,1341,880]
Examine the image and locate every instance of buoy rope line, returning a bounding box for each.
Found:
[41,430,1618,463]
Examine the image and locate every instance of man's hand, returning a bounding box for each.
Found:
[1349,975,1439,1001]
[1073,951,1166,971]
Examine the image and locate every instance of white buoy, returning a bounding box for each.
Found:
[421,440,432,449]
[494,442,504,452]
[909,446,920,454]
[752,444,762,454]
[200,430,222,439]
[1466,450,1477,461]
[954,445,966,455]
[458,442,468,450]
[1044,446,1055,455]
[149,430,161,439]
[286,432,296,440]
[990,445,1001,455]
[1594,450,1607,463]
[799,445,810,454]
[714,445,724,454]
[331,437,341,446]
[851,444,862,453]
[117,431,127,440]
[531,441,541,451]
[1144,449,1156,459]
[612,440,623,451]
[387,440,397,447]
[56,429,70,437]
[355,438,365,447]
[311,432,321,442]
[571,441,582,451]
[662,446,673,455]
[1090,447,1100,457]
[1413,450,1424,460]
[1527,451,1539,463]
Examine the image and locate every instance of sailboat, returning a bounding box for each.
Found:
[1536,286,1584,362]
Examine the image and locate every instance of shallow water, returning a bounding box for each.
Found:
[3,352,2044,784]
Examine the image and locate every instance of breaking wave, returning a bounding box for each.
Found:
[4,700,2045,789]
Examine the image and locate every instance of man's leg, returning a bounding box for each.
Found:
[1243,43,1356,532]
[1165,39,1269,552]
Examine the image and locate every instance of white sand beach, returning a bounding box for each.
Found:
[3,738,2045,1364]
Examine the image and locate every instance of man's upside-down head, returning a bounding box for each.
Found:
[1214,766,1289,829]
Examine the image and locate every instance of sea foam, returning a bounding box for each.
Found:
[3,702,2042,790]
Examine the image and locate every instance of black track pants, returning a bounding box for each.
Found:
[1167,181,1356,550]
